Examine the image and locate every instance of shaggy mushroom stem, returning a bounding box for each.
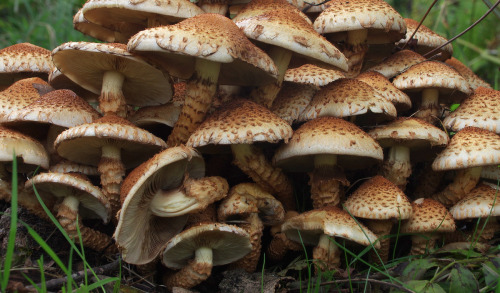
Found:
[149,176,228,217]
[366,220,393,265]
[409,233,440,255]
[432,167,482,207]
[415,88,440,123]
[250,47,293,108]
[100,71,127,118]
[380,145,411,191]
[198,0,229,15]
[343,29,368,77]
[230,213,264,272]
[309,154,349,209]
[163,246,214,290]
[231,143,295,211]
[167,59,221,147]
[98,144,125,220]
[57,196,117,253]
[313,234,340,273]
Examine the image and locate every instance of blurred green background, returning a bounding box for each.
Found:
[0,0,498,86]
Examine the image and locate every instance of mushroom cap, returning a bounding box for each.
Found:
[0,43,52,86]
[273,117,383,172]
[49,160,99,176]
[443,87,500,134]
[73,8,132,43]
[401,198,456,233]
[432,127,500,171]
[52,42,173,107]
[187,98,292,149]
[313,0,406,44]
[481,165,500,182]
[161,222,252,269]
[281,206,380,248]
[368,117,449,150]
[270,82,316,125]
[450,183,500,220]
[284,64,345,87]
[0,126,49,170]
[365,49,426,79]
[25,172,111,223]
[48,67,99,102]
[445,58,492,90]
[344,176,413,220]
[298,78,397,124]
[127,13,278,85]
[115,146,204,264]
[355,71,412,111]
[392,61,473,99]
[396,18,453,61]
[54,114,167,168]
[233,0,348,71]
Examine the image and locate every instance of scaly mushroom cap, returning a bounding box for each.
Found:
[127,13,278,85]
[392,61,473,99]
[443,87,500,134]
[52,42,173,107]
[432,127,500,171]
[233,0,348,71]
[187,98,292,148]
[284,64,345,87]
[396,18,453,61]
[445,58,492,90]
[450,184,500,219]
[270,82,317,125]
[162,222,252,269]
[0,43,52,87]
[365,49,426,79]
[0,126,49,170]
[369,117,449,150]
[49,160,99,176]
[273,117,383,172]
[0,77,54,122]
[355,71,412,111]
[73,8,131,44]
[313,0,406,44]
[344,176,413,220]
[298,78,397,124]
[401,198,455,233]
[54,114,167,168]
[282,206,380,248]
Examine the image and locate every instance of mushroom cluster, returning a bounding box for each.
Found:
[0,0,499,290]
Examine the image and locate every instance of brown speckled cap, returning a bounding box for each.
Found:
[313,0,406,44]
[49,159,99,176]
[270,82,316,125]
[369,117,449,150]
[73,8,131,44]
[284,64,345,87]
[432,127,500,171]
[187,98,292,148]
[450,184,500,219]
[298,78,397,124]
[54,114,167,168]
[401,198,455,233]
[233,0,348,71]
[0,43,52,88]
[392,60,473,101]
[396,18,453,61]
[365,49,426,79]
[445,58,492,90]
[52,42,173,108]
[0,126,49,170]
[273,117,383,172]
[128,13,278,85]
[282,206,380,248]
[443,87,500,134]
[481,165,500,182]
[356,71,412,112]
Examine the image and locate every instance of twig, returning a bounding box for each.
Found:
[26,257,121,291]
[287,278,415,293]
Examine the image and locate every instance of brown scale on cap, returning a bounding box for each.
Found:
[365,49,426,79]
[444,87,500,134]
[401,198,455,255]
[271,82,317,125]
[284,64,346,87]
[445,58,492,90]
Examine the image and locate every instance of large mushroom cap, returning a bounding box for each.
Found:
[161,222,252,269]
[273,117,383,172]
[445,58,492,90]
[0,126,49,171]
[401,198,455,233]
[450,183,500,220]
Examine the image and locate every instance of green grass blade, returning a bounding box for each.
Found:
[85,276,120,291]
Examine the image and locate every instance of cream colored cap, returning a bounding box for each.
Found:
[445,58,492,90]
[284,64,345,87]
[366,49,425,79]
[0,43,52,87]
[401,198,455,233]
[271,82,316,125]
[0,126,49,170]
[355,71,412,111]
[450,184,500,219]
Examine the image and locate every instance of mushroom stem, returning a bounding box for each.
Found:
[163,246,214,290]
[313,234,340,273]
[343,29,368,77]
[309,154,349,208]
[380,145,411,191]
[98,144,125,220]
[198,0,229,15]
[415,88,440,123]
[230,213,264,272]
[409,233,440,255]
[250,46,293,108]
[167,59,221,146]
[231,143,295,211]
[366,220,393,265]
[432,167,482,207]
[99,71,127,117]
[0,164,11,201]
